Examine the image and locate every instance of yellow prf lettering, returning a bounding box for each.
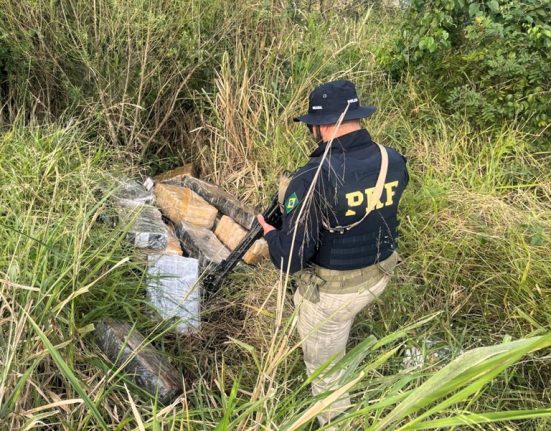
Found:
[384,180,399,206]
[365,186,385,209]
[344,180,400,216]
[345,191,363,216]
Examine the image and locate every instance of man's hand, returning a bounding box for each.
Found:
[257,214,276,236]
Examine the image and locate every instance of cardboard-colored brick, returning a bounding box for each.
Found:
[154,164,196,183]
[165,224,183,256]
[243,238,270,265]
[180,177,256,229]
[214,215,248,251]
[155,183,218,229]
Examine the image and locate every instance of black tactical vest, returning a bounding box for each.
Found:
[309,130,408,270]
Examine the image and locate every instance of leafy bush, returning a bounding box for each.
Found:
[380,0,551,138]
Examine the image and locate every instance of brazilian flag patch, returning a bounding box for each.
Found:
[285,192,300,214]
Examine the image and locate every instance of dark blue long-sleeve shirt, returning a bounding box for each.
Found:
[264,162,321,273]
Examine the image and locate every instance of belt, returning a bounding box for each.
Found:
[309,251,399,295]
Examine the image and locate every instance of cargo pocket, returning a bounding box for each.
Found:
[295,269,325,304]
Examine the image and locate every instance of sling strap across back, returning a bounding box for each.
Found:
[322,143,389,234]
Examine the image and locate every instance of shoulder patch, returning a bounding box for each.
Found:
[285,192,300,214]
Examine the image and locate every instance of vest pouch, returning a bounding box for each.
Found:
[376,251,399,277]
[295,268,325,303]
[314,251,400,294]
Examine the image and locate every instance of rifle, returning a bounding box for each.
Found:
[202,194,282,294]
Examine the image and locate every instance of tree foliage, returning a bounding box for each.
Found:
[381,0,551,137]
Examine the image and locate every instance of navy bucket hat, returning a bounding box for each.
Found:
[294,80,376,125]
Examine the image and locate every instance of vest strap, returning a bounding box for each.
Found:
[322,143,389,233]
[277,170,293,214]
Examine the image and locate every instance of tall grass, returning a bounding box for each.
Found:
[0,0,236,156]
[0,1,550,430]
[0,124,143,428]
[194,3,551,428]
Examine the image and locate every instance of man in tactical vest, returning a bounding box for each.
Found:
[257,79,409,428]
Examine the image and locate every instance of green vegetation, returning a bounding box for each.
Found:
[1,1,549,430]
[379,0,551,139]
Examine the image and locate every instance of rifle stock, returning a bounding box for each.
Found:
[202,194,281,294]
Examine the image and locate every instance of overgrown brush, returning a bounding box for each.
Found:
[0,2,550,430]
[196,4,390,200]
[0,0,235,155]
[379,0,551,141]
[195,4,551,427]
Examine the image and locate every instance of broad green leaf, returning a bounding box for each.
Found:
[371,334,551,430]
[487,0,500,13]
[469,3,481,17]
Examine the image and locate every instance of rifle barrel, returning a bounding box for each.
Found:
[202,195,281,294]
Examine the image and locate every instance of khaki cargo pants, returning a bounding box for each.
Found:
[293,252,398,428]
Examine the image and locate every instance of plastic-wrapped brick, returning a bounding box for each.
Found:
[111,177,154,207]
[125,205,168,249]
[175,221,230,270]
[95,319,182,404]
[147,254,200,333]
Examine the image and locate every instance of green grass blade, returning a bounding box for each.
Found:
[25,311,109,430]
[0,359,40,419]
[404,409,551,429]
